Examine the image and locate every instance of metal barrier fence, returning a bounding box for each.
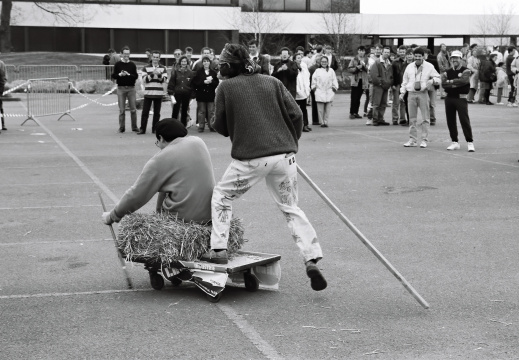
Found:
[17,65,79,83]
[21,77,75,125]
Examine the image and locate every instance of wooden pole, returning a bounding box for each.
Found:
[296,165,429,309]
[98,193,133,290]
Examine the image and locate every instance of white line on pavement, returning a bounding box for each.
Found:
[0,238,112,246]
[0,205,113,211]
[0,289,151,300]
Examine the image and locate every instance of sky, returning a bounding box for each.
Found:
[360,0,517,15]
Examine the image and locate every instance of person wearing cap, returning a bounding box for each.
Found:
[102,118,215,225]
[441,50,475,152]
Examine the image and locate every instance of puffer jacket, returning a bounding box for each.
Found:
[311,67,338,103]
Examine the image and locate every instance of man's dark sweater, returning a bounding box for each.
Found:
[111,61,138,86]
[273,59,298,98]
[442,66,470,97]
[212,74,303,160]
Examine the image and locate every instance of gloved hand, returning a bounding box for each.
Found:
[102,212,114,225]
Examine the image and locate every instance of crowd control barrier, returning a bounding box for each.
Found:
[21,77,75,125]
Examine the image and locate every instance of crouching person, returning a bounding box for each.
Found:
[200,43,327,291]
[102,118,215,225]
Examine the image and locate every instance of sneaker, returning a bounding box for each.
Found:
[447,142,460,151]
[420,140,427,148]
[513,103,518,107]
[496,102,504,105]
[403,140,418,147]
[200,250,228,265]
[365,119,373,126]
[507,102,513,107]
[467,142,475,152]
[354,114,362,119]
[306,261,327,291]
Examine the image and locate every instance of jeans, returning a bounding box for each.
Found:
[371,86,388,123]
[507,75,516,103]
[296,99,309,127]
[391,86,406,122]
[210,153,323,263]
[445,97,473,142]
[117,86,137,131]
[316,102,332,125]
[140,97,162,132]
[172,93,191,126]
[407,91,430,142]
[196,101,215,130]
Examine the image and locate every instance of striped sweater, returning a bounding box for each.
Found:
[141,64,168,98]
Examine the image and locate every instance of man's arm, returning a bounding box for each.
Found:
[211,84,229,137]
[167,71,176,95]
[111,63,120,80]
[128,63,138,81]
[442,69,470,88]
[400,66,410,95]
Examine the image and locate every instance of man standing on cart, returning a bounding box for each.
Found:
[200,43,327,292]
[102,118,215,225]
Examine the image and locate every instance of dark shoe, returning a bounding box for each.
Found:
[399,119,407,125]
[132,128,139,132]
[354,114,362,119]
[486,102,494,105]
[137,130,146,135]
[306,261,327,291]
[321,124,328,128]
[374,121,390,126]
[363,113,368,117]
[392,121,398,125]
[303,126,311,132]
[118,129,125,133]
[349,114,356,119]
[1,127,6,131]
[200,250,228,265]
[307,126,312,131]
[430,121,436,126]
[312,123,321,126]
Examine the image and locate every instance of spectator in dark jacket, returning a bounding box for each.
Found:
[391,45,407,125]
[167,56,194,126]
[273,47,299,98]
[505,46,517,106]
[191,56,219,132]
[479,54,497,105]
[248,39,270,75]
[369,46,393,126]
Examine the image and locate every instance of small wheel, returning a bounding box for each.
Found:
[244,272,260,292]
[207,292,223,303]
[170,277,182,287]
[149,272,164,290]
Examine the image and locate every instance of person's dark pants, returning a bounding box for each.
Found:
[508,75,516,103]
[172,94,191,126]
[483,88,491,103]
[371,86,388,124]
[404,92,409,122]
[140,97,162,133]
[296,99,309,127]
[311,91,319,125]
[0,85,5,130]
[350,80,364,115]
[363,88,369,114]
[445,96,473,143]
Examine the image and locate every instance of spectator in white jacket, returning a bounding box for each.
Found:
[294,53,312,132]
[311,56,338,128]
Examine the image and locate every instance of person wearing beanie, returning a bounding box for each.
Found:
[102,118,215,225]
[200,43,327,292]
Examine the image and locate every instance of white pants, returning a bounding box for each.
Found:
[210,153,323,263]
[316,102,332,125]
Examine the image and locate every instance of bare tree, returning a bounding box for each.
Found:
[314,0,360,72]
[221,0,290,54]
[1,0,97,53]
[473,2,517,47]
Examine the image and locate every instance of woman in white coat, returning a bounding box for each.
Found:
[294,53,312,132]
[311,56,338,127]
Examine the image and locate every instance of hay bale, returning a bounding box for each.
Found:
[116,212,245,266]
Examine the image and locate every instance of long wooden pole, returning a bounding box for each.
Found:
[98,193,133,290]
[296,165,429,309]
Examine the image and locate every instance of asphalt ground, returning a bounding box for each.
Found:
[0,91,518,360]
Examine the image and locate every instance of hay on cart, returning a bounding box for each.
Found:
[116,212,245,266]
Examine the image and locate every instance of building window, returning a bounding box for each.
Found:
[262,0,284,11]
[285,0,306,11]
[310,0,330,12]
[207,0,232,4]
[239,0,259,11]
[181,0,206,4]
[159,0,179,3]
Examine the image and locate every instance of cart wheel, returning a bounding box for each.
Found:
[244,272,260,292]
[149,272,164,290]
[207,292,223,303]
[170,277,182,287]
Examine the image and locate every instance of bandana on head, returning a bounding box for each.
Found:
[219,44,261,75]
